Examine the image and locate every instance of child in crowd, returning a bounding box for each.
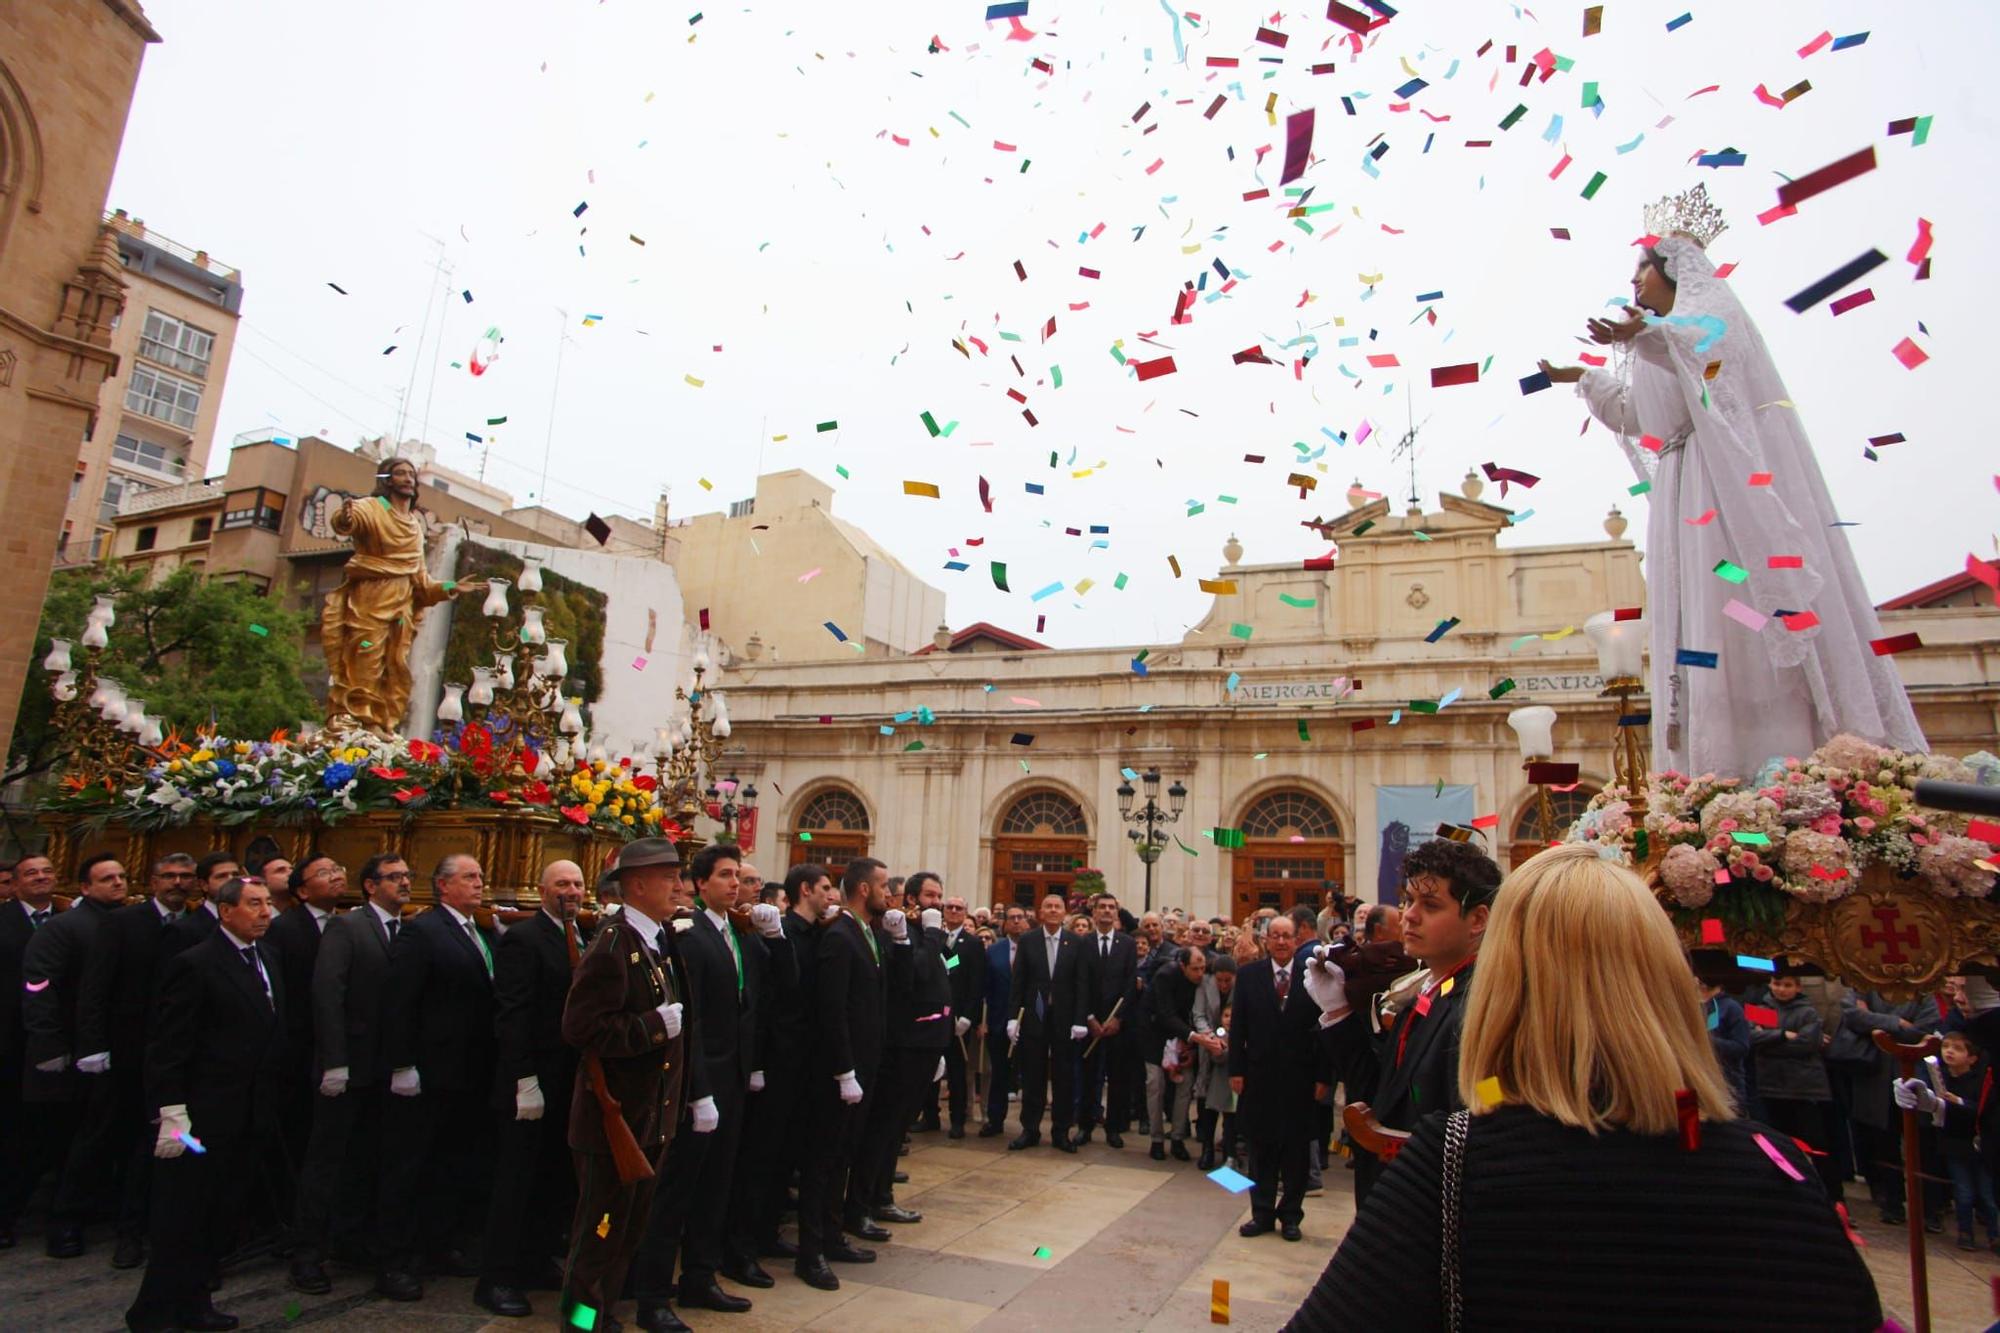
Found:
[1748,970,1843,1205]
[1936,1030,1999,1251]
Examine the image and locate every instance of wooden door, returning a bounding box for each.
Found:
[1230,841,1342,922]
[992,837,1088,911]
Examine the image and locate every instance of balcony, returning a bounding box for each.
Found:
[103,211,239,282]
[118,478,223,517]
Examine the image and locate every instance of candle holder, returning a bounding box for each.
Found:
[1585,611,1650,813]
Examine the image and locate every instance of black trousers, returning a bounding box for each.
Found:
[848,1047,930,1218]
[677,1088,745,1289]
[1078,1031,1135,1134]
[293,1083,385,1259]
[562,1143,664,1333]
[1015,1031,1075,1139]
[631,1116,708,1301]
[942,1029,974,1129]
[797,1078,868,1262]
[727,1055,811,1263]
[0,1058,78,1231]
[1248,1131,1311,1226]
[380,1083,492,1263]
[54,1067,151,1237]
[481,1093,576,1284]
[983,1031,1013,1130]
[1763,1097,1844,1204]
[126,1130,266,1332]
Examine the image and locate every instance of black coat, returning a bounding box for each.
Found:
[941,926,987,1031]
[77,899,182,1069]
[1076,930,1140,1027]
[145,930,288,1145]
[814,912,908,1082]
[21,895,118,1101]
[677,912,773,1112]
[1323,960,1476,1139]
[382,906,498,1093]
[311,903,397,1085]
[1,900,46,1065]
[1010,929,1084,1041]
[1228,956,1328,1140]
[263,905,327,1072]
[491,911,580,1112]
[1146,963,1201,1065]
[766,912,819,1068]
[160,903,219,957]
[891,928,953,1052]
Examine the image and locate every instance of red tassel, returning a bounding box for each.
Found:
[1835,1201,1867,1249]
[1674,1089,1700,1152]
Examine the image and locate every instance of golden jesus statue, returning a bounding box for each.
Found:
[321,458,484,736]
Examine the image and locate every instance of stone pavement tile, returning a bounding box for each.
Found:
[891,1182,1038,1251]
[940,1180,1150,1267]
[798,1284,994,1331]
[678,1275,865,1332]
[1064,1163,1177,1195]
[1178,1187,1347,1309]
[1850,1211,2000,1331]
[1146,1284,1296,1331]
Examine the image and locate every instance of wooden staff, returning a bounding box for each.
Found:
[1874,1028,1943,1333]
[1007,1006,1026,1055]
[1084,997,1125,1057]
[1341,1102,1411,1164]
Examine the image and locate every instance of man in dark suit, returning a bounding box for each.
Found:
[795,857,908,1293]
[1075,891,1139,1150]
[558,838,693,1333]
[848,871,946,1228]
[980,905,1027,1137]
[475,859,587,1319]
[22,852,128,1258]
[1309,837,1499,1208]
[0,854,61,1251]
[125,876,287,1333]
[631,842,792,1326]
[725,863,831,1276]
[159,851,241,958]
[288,853,409,1293]
[375,854,500,1301]
[261,853,343,1219]
[934,890,987,1139]
[70,853,196,1269]
[1227,916,1327,1242]
[1007,893,1087,1152]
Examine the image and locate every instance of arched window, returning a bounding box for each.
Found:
[1509,784,1602,869]
[1000,790,1087,837]
[797,788,869,833]
[790,786,870,877]
[1241,790,1341,840]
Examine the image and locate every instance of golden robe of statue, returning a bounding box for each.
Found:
[321,488,453,737]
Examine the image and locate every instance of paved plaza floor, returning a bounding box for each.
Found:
[2,1123,1994,1330]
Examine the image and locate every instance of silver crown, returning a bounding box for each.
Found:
[1642,183,1728,247]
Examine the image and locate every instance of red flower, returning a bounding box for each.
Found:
[618,755,632,768]
[561,804,591,826]
[522,748,540,775]
[368,765,409,781]
[489,790,514,803]
[657,818,688,843]
[459,723,493,757]
[392,786,427,805]
[521,781,553,806]
[407,739,443,764]
[633,774,658,793]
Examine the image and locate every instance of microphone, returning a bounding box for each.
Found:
[1912,780,2000,820]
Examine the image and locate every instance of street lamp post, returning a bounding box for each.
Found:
[706,772,760,846]
[1116,769,1187,913]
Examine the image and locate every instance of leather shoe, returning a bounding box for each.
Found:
[635,1302,691,1333]
[893,1170,909,1184]
[917,1117,942,1133]
[1007,1132,1041,1151]
[428,1247,478,1277]
[721,1259,775,1289]
[795,1256,841,1290]
[1150,1142,1167,1162]
[760,1236,800,1260]
[1170,1140,1191,1162]
[288,1257,333,1295]
[1054,1135,1078,1154]
[978,1123,1005,1138]
[474,1280,532,1317]
[1198,1147,1217,1172]
[376,1268,424,1301]
[46,1225,83,1259]
[948,1125,966,1140]
[1281,1223,1303,1242]
[112,1234,146,1269]
[184,1306,240,1332]
[844,1217,891,1243]
[678,1279,752,1313]
[1239,1219,1276,1238]
[825,1241,877,1264]
[876,1204,923,1225]
[1073,1125,1095,1146]
[1105,1131,1124,1149]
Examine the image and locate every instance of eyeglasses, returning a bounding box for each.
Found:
[373,870,413,882]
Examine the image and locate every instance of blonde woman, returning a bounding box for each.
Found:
[1286,845,1879,1332]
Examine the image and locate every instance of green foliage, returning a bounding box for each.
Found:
[442,543,607,706]
[8,566,318,785]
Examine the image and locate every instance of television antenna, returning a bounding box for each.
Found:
[1387,388,1433,510]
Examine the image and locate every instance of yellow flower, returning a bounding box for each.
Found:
[609,800,624,815]
[233,742,251,755]
[585,802,600,816]
[190,749,214,763]
[620,815,635,826]
[644,807,662,823]
[168,759,184,773]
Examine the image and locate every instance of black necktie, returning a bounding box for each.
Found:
[386,917,400,941]
[241,946,272,1007]
[1100,935,1109,959]
[31,910,49,930]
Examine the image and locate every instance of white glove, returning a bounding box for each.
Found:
[1893,1076,1945,1127]
[1304,957,1350,1018]
[692,1096,719,1133]
[821,902,842,922]
[319,1066,350,1097]
[837,1070,864,1104]
[77,1051,111,1074]
[390,1066,422,1097]
[934,1056,946,1083]
[516,1076,545,1121]
[954,1016,972,1037]
[656,1000,683,1038]
[1069,1024,1089,1041]
[749,1070,766,1092]
[35,1055,70,1074]
[921,908,943,931]
[1006,1019,1021,1043]
[883,909,908,942]
[750,903,784,939]
[155,1104,191,1159]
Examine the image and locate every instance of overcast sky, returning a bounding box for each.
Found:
[108,0,1995,649]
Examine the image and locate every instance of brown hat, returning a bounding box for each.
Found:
[603,838,680,882]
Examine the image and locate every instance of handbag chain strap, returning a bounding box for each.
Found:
[1441,1108,1470,1333]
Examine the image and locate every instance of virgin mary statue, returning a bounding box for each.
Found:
[1541,184,1925,780]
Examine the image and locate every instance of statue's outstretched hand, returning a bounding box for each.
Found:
[452,581,490,596]
[1537,359,1585,384]
[1585,308,1648,345]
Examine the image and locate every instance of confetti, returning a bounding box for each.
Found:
[1712,560,1750,584]
[1430,363,1480,388]
[1782,250,1887,313]
[1675,649,1718,669]
[1891,337,1928,370]
[1775,146,1877,208]
[902,480,941,498]
[1870,632,1922,656]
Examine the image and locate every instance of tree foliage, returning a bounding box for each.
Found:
[8,566,319,786]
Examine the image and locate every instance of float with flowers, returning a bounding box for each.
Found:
[1563,736,2000,999]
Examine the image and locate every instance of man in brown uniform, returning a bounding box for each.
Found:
[560,839,695,1333]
